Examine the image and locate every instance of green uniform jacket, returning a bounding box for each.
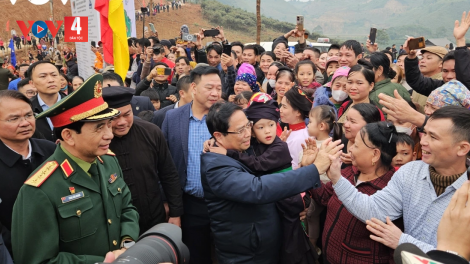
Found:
[12,146,140,264]
[369,78,412,117]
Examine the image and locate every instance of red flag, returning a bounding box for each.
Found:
[5,20,9,32]
[142,0,146,7]
[95,0,114,65]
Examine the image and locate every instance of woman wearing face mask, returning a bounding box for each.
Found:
[313,66,350,112]
[368,52,411,116]
[337,60,384,123]
[262,62,284,95]
[280,88,313,170]
[59,73,72,95]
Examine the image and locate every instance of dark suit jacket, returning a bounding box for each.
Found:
[131,96,155,116]
[151,103,175,128]
[0,69,17,91]
[31,92,67,142]
[161,103,191,188]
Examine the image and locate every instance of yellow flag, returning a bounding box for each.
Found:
[108,0,129,82]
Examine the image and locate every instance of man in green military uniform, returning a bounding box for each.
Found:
[12,74,140,264]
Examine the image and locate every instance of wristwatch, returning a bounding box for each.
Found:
[121,240,135,249]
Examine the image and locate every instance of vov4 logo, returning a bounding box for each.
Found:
[16,17,88,42]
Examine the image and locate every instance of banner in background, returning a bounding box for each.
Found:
[123,0,137,38]
[71,0,100,79]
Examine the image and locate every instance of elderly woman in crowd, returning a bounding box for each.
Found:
[307,121,402,264]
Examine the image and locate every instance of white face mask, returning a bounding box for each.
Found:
[396,126,413,136]
[332,90,348,102]
[268,79,276,88]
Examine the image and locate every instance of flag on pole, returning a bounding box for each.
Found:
[142,0,146,7]
[109,0,130,81]
[8,39,16,66]
[5,20,9,32]
[95,0,114,65]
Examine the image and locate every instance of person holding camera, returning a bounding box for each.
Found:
[140,44,175,84]
[135,63,179,109]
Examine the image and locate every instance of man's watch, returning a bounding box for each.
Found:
[121,240,135,249]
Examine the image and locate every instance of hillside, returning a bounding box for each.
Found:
[134,2,295,43]
[215,0,470,46]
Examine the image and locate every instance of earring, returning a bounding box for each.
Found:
[372,161,376,166]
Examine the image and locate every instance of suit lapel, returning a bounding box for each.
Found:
[180,104,190,166]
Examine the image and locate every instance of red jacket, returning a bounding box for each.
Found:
[311,166,402,264]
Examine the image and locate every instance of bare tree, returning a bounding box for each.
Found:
[256,0,261,44]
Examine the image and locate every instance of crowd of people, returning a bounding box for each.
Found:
[1,6,470,264]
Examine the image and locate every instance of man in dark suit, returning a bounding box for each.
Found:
[28,61,65,141]
[152,75,192,128]
[102,72,155,115]
[162,66,222,264]
[0,90,56,259]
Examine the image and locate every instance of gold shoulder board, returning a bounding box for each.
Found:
[106,149,116,156]
[25,161,59,187]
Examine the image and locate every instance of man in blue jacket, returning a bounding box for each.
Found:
[201,102,343,264]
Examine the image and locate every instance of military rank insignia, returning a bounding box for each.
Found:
[61,159,74,177]
[108,173,118,184]
[61,191,84,203]
[25,161,58,187]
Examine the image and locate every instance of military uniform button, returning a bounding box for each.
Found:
[108,219,112,224]
[113,240,117,246]
[117,187,121,192]
[76,210,81,216]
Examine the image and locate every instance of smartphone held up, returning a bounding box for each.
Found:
[408,37,426,50]
[297,15,304,31]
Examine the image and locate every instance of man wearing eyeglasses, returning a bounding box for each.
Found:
[7,64,29,91]
[200,101,343,264]
[16,78,37,100]
[0,90,56,260]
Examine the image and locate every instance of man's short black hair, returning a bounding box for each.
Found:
[149,36,160,45]
[54,121,85,141]
[442,50,455,64]
[0,90,32,109]
[176,75,192,93]
[429,106,470,146]
[206,44,222,56]
[141,88,160,101]
[328,43,340,52]
[340,40,362,57]
[17,78,31,91]
[27,61,57,80]
[206,101,243,137]
[175,56,190,65]
[253,44,265,55]
[231,41,244,50]
[137,110,154,122]
[305,47,321,58]
[190,66,220,84]
[138,38,151,48]
[243,44,259,56]
[102,72,124,86]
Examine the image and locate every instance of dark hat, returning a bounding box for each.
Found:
[161,40,172,49]
[244,92,279,124]
[169,39,176,46]
[102,86,134,109]
[272,38,288,52]
[35,74,120,128]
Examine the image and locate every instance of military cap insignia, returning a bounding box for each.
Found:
[106,149,116,156]
[25,161,59,187]
[94,81,103,98]
[60,159,74,177]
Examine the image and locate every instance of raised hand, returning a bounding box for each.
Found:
[454,11,470,46]
[300,138,318,167]
[403,37,417,59]
[280,127,292,142]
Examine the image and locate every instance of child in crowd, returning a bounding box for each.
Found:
[233,91,253,109]
[141,89,161,110]
[392,133,417,168]
[295,60,322,99]
[205,93,317,264]
[299,105,342,255]
[313,66,350,111]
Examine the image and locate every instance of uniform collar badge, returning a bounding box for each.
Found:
[108,173,118,184]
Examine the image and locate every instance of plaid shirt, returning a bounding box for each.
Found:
[185,107,211,198]
[311,166,398,264]
[333,160,468,253]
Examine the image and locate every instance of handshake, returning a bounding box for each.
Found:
[300,138,344,183]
